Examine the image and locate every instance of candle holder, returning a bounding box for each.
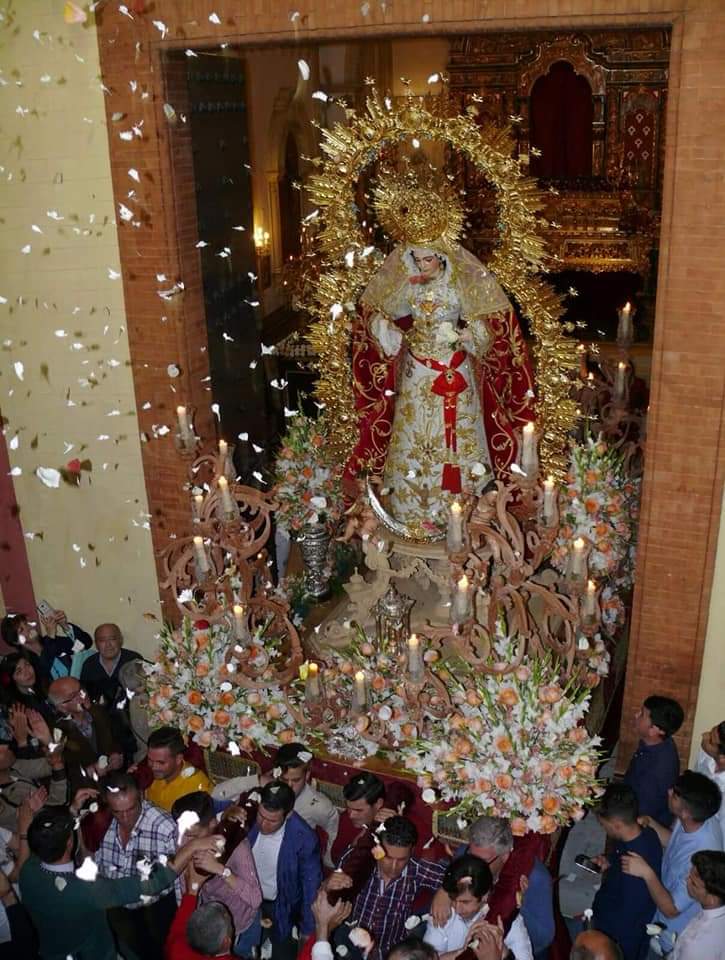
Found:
[373,584,414,654]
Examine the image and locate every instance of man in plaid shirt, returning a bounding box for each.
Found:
[328,815,446,958]
[94,771,179,960]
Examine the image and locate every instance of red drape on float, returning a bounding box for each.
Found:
[343,305,536,487]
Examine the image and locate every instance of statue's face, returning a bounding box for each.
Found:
[411,249,442,278]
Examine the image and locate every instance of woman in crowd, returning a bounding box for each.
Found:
[1,611,92,681]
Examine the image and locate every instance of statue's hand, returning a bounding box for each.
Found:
[458,327,475,351]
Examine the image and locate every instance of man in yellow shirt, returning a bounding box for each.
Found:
[145,726,212,812]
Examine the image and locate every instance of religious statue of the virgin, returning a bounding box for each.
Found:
[343,166,536,534]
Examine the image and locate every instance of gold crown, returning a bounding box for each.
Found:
[371,164,465,249]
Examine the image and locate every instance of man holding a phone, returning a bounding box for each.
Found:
[588,782,663,959]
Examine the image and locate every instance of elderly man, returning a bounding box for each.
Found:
[48,676,123,791]
[80,622,142,707]
[145,726,212,812]
[571,930,624,960]
[430,816,554,959]
[166,900,236,960]
[95,771,180,960]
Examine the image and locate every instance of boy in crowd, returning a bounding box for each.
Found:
[624,695,684,827]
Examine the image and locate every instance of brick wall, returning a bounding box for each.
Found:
[94,1,725,764]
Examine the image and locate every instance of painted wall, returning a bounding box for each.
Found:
[0,1,162,657]
[690,486,725,765]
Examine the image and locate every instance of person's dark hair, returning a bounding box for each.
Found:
[691,850,725,901]
[172,790,215,826]
[442,853,493,900]
[0,614,24,649]
[379,815,418,849]
[343,771,385,806]
[275,742,312,770]
[672,770,722,823]
[570,942,624,960]
[186,901,234,956]
[259,780,295,816]
[387,937,438,960]
[644,695,684,737]
[27,806,74,863]
[0,649,48,705]
[102,771,140,798]
[596,782,639,825]
[716,721,725,757]
[147,725,186,755]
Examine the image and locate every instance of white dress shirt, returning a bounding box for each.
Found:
[695,748,725,845]
[424,905,533,960]
[672,903,725,959]
[252,823,286,901]
[295,783,340,867]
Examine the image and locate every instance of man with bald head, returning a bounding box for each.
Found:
[571,930,624,960]
[49,676,123,790]
[80,622,142,707]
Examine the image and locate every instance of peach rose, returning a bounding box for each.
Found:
[465,690,482,707]
[213,710,231,727]
[495,735,513,754]
[511,817,528,837]
[246,692,262,706]
[538,760,555,777]
[196,730,212,747]
[371,675,386,692]
[240,716,255,729]
[542,794,561,815]
[576,758,595,776]
[497,686,519,707]
[514,666,531,683]
[195,662,210,678]
[194,632,210,651]
[558,764,574,780]
[452,736,474,756]
[475,778,492,794]
[568,726,588,743]
[160,708,175,724]
[265,704,283,721]
[187,715,205,732]
[494,773,513,791]
[159,684,173,699]
[219,691,235,706]
[540,814,558,834]
[187,690,203,706]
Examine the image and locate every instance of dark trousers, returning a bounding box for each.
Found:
[108,891,177,960]
[260,899,300,960]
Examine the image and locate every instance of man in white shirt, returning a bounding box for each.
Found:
[694,721,725,844]
[273,742,340,868]
[673,850,725,959]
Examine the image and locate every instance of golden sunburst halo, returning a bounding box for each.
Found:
[371,163,465,249]
[302,87,580,479]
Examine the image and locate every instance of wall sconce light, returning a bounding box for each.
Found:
[254,225,271,256]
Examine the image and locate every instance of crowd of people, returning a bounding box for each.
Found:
[0,612,724,960]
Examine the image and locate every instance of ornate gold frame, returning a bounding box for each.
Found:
[303,85,579,479]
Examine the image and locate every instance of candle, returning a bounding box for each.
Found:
[192,535,209,574]
[217,476,236,518]
[232,604,246,641]
[352,670,367,711]
[306,661,322,701]
[192,493,204,523]
[176,405,192,443]
[617,302,633,343]
[452,574,471,622]
[583,579,598,619]
[521,422,539,477]
[571,537,587,580]
[219,439,228,460]
[447,500,464,552]
[543,476,556,524]
[407,633,424,681]
[614,361,627,402]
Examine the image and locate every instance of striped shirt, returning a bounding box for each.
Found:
[95,800,179,907]
[352,857,446,957]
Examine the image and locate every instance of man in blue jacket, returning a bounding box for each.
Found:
[247,779,322,960]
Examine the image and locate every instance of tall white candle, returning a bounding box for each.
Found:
[352,670,367,711]
[543,476,556,524]
[571,537,587,579]
[448,500,464,552]
[232,604,246,640]
[192,493,204,523]
[452,574,471,622]
[219,439,228,460]
[217,476,236,518]
[521,422,539,477]
[583,579,598,619]
[176,405,192,443]
[306,661,322,700]
[407,633,424,681]
[192,535,209,573]
[614,361,627,402]
[617,302,633,343]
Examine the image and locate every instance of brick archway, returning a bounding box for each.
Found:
[94,1,725,768]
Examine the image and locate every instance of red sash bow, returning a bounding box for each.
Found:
[411,349,468,493]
